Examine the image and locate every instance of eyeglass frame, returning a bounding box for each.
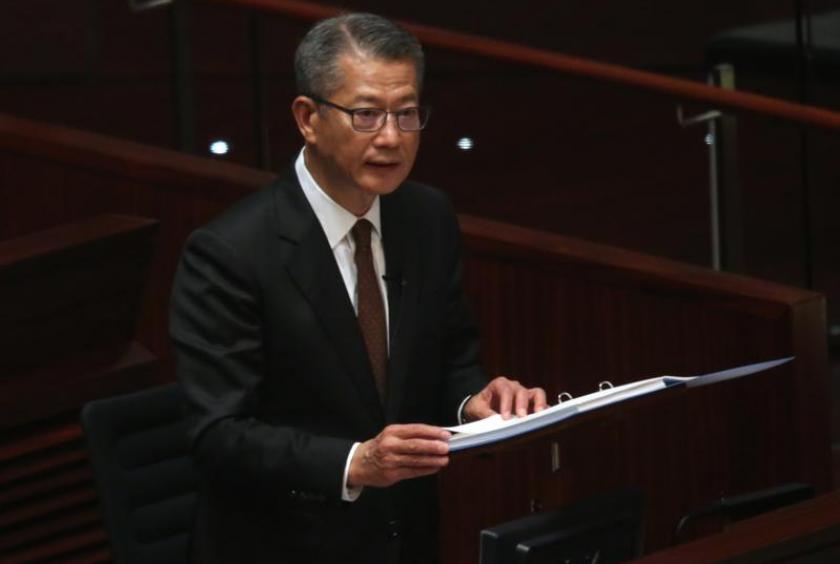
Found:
[307,95,431,132]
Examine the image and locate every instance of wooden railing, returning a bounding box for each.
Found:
[207,0,840,132]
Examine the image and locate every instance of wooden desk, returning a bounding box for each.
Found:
[636,491,840,563]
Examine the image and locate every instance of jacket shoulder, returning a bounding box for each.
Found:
[202,182,276,241]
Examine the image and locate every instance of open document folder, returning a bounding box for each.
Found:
[445,357,793,452]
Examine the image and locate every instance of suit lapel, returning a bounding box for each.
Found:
[272,172,384,426]
[381,192,421,423]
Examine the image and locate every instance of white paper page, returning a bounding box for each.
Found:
[444,401,575,435]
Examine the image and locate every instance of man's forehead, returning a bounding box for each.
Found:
[349,91,418,105]
[335,54,419,100]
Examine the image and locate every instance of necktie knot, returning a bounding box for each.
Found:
[351,219,373,251]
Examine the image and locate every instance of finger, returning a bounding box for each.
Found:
[385,423,451,440]
[469,401,497,420]
[390,464,448,483]
[384,437,450,456]
[498,385,514,419]
[382,453,450,469]
[531,387,548,411]
[514,387,531,417]
[463,394,497,421]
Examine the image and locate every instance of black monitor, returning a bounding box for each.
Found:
[479,488,644,564]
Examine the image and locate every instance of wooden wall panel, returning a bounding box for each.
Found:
[0,418,109,563]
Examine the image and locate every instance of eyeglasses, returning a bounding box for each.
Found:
[309,96,430,132]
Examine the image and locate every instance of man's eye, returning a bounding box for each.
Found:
[355,109,381,120]
[397,108,419,118]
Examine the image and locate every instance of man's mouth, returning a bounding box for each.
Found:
[366,161,399,168]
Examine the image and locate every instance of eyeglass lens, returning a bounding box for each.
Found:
[353,108,427,131]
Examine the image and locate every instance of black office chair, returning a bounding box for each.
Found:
[480,488,645,564]
[672,482,815,545]
[81,383,198,564]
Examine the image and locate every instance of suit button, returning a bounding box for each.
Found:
[387,520,400,539]
[289,490,298,500]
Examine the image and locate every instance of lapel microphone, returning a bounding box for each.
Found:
[382,273,406,287]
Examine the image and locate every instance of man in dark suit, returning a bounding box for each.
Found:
[171,12,547,564]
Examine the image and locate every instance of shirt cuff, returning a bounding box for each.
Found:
[342,442,363,502]
[457,395,473,425]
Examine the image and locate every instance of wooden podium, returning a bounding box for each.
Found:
[637,490,840,562]
[439,216,830,562]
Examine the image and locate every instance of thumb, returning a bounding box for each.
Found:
[465,397,497,421]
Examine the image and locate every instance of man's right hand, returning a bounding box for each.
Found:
[348,424,451,488]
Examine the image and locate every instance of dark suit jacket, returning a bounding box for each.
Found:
[170,168,487,564]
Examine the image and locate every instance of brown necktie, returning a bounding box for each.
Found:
[351,219,387,402]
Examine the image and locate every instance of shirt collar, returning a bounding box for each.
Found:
[295,148,382,249]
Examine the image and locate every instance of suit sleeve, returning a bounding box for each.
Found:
[170,228,352,506]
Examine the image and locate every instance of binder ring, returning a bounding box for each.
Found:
[598,381,614,391]
[557,392,573,403]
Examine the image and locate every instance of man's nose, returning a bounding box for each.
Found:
[372,114,401,147]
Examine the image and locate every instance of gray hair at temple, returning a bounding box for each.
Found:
[294,13,425,98]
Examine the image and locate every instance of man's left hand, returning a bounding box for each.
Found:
[463,376,548,422]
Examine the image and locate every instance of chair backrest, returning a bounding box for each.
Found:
[480,488,645,564]
[81,383,197,564]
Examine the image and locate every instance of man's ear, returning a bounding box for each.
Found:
[291,96,319,144]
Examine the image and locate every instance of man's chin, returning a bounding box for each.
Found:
[359,172,408,196]
[363,184,402,197]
